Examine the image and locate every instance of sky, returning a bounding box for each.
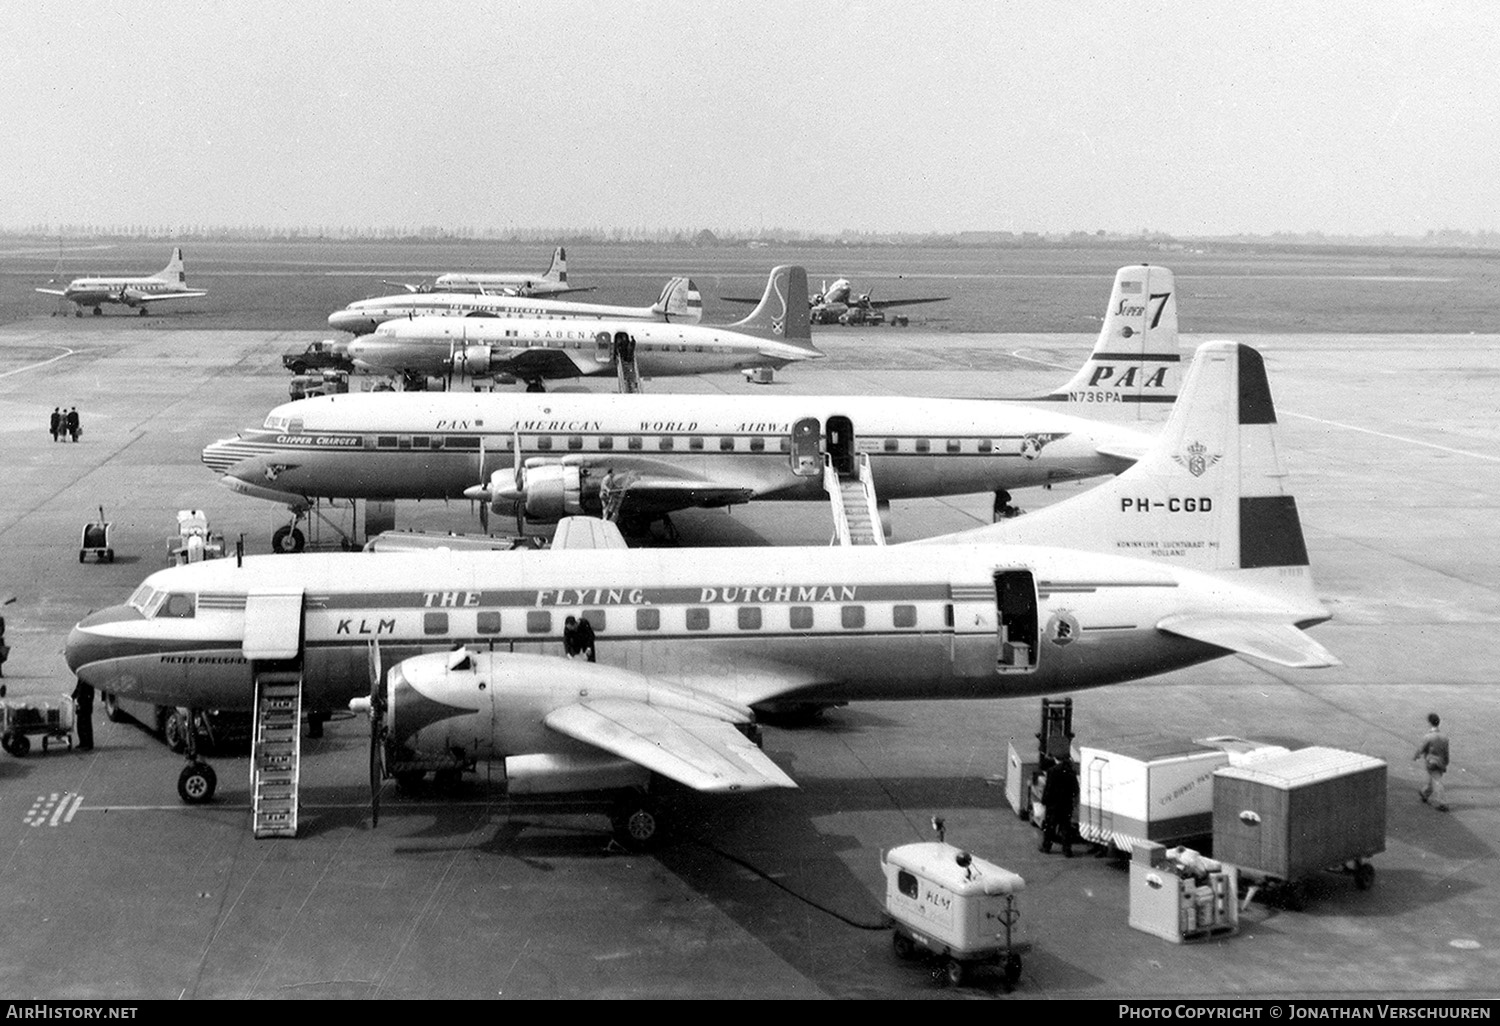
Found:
[3,0,1498,237]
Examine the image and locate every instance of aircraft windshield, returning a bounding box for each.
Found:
[264,414,291,431]
[157,593,196,619]
[127,584,155,614]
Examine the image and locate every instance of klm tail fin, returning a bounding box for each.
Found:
[653,276,703,324]
[729,265,813,344]
[1034,265,1180,420]
[155,247,187,286]
[544,246,567,284]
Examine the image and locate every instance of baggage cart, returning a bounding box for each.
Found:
[79,505,114,563]
[1,696,76,756]
[1213,746,1386,908]
[882,841,1026,989]
[1129,842,1239,943]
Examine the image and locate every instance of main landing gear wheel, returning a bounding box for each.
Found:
[177,762,217,804]
[271,525,306,553]
[610,794,662,850]
[164,710,188,754]
[103,692,126,723]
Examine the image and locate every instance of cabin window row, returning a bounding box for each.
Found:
[419,603,928,637]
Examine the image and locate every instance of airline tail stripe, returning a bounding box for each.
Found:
[1087,352,1181,363]
[1239,496,1310,568]
[1238,344,1277,425]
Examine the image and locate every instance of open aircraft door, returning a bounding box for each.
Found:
[790,417,821,477]
[242,589,306,660]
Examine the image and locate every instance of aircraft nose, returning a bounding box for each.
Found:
[201,436,248,474]
[327,309,372,334]
[65,605,141,677]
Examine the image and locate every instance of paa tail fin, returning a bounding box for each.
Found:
[156,247,188,286]
[1031,265,1179,420]
[544,246,567,283]
[653,276,703,324]
[729,265,813,344]
[930,341,1329,622]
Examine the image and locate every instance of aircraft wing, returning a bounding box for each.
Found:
[34,288,68,296]
[491,347,610,379]
[135,290,209,304]
[1157,615,1341,669]
[867,296,949,310]
[545,699,797,792]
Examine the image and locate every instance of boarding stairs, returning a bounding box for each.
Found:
[825,453,885,546]
[616,339,643,393]
[251,668,303,838]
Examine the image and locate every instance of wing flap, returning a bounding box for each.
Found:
[545,699,796,792]
[1158,615,1341,668]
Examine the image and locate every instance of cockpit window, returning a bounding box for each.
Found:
[128,585,155,613]
[158,593,196,619]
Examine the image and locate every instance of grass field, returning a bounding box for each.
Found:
[1,237,1497,334]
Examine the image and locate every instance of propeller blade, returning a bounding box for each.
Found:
[368,641,385,827]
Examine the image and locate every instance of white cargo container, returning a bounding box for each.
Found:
[1077,736,1230,853]
[882,842,1025,988]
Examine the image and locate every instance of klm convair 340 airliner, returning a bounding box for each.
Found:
[342,264,825,393]
[204,265,1179,551]
[36,247,207,317]
[327,272,701,336]
[71,340,1334,842]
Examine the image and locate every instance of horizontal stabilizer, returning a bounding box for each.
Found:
[550,517,628,550]
[1157,615,1342,669]
[545,700,797,792]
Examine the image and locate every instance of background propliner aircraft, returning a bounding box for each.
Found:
[342,265,823,394]
[382,246,595,298]
[723,275,948,326]
[36,247,207,317]
[71,340,1335,843]
[329,274,701,335]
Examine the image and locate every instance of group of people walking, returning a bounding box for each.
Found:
[49,406,81,442]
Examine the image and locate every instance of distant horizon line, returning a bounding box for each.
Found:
[3,225,1499,251]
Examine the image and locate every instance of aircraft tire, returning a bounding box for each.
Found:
[177,762,217,804]
[271,526,306,553]
[611,795,662,850]
[164,710,188,754]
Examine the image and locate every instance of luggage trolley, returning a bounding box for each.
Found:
[80,505,114,563]
[1,695,76,756]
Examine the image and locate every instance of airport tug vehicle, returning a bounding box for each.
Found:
[882,824,1025,988]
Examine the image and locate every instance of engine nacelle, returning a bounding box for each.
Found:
[117,288,146,308]
[451,345,492,376]
[516,461,598,521]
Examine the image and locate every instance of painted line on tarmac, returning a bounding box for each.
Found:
[0,345,76,379]
[1284,411,1500,463]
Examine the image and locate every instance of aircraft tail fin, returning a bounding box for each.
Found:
[155,247,188,286]
[729,265,813,344]
[1031,265,1180,420]
[652,277,703,324]
[544,246,567,284]
[931,341,1328,617]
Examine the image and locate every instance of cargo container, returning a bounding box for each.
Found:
[1077,736,1229,853]
[1212,747,1386,905]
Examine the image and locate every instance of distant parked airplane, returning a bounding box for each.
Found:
[724,276,948,326]
[36,247,207,317]
[383,246,594,298]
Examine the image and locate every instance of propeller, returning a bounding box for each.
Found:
[511,428,524,534]
[349,640,387,827]
[476,436,490,533]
